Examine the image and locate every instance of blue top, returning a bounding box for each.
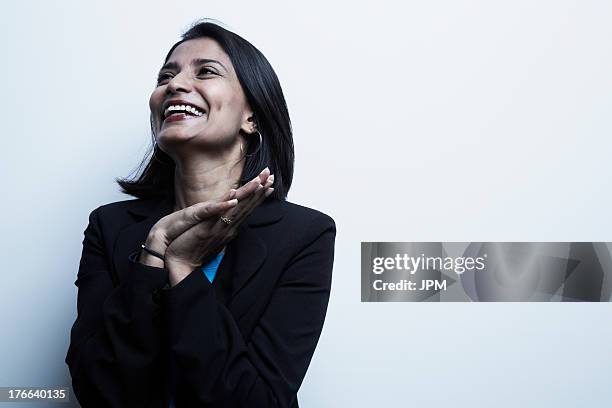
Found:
[201,250,225,283]
[169,250,225,408]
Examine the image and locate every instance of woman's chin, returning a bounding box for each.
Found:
[157,130,200,147]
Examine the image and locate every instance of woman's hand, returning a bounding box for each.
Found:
[164,169,274,285]
[141,168,275,286]
[139,196,240,269]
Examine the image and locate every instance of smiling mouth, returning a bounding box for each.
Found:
[162,104,207,123]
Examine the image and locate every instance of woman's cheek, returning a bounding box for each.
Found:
[149,89,163,116]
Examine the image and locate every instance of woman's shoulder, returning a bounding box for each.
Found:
[91,197,159,219]
[273,200,336,261]
[268,200,336,245]
[86,197,165,238]
[279,199,335,229]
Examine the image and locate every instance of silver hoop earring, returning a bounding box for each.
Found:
[244,130,263,158]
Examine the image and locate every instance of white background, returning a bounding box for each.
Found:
[1,1,611,407]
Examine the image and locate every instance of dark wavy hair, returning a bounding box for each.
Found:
[115,19,294,201]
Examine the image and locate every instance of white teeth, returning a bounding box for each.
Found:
[164,104,205,118]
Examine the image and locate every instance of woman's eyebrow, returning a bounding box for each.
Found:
[159,59,228,73]
[192,58,228,72]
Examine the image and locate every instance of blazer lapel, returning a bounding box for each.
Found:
[223,198,282,320]
[225,225,266,297]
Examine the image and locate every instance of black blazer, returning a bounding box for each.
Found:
[65,195,336,408]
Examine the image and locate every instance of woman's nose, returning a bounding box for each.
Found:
[166,72,192,93]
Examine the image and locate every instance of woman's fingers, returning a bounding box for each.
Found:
[159,169,272,241]
[164,199,238,239]
[265,174,274,188]
[194,200,239,221]
[234,177,261,200]
[178,169,272,240]
[258,167,271,184]
[237,172,273,204]
[218,178,274,226]
[239,173,274,206]
[233,168,272,200]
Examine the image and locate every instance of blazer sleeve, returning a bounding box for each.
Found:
[66,207,170,408]
[161,213,336,407]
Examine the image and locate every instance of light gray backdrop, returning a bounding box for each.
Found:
[1,0,611,407]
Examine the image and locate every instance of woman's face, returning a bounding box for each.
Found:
[149,37,254,155]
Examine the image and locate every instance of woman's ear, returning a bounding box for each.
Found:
[240,113,257,134]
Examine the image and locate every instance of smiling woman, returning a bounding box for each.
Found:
[65,19,336,408]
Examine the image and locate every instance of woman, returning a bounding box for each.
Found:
[66,20,336,408]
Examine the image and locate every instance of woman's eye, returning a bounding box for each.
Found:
[156,73,173,84]
[198,67,216,76]
[156,68,215,85]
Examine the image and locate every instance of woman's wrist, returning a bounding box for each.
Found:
[166,259,197,287]
[139,252,166,268]
[138,233,167,268]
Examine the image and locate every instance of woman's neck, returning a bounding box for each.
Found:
[172,147,244,212]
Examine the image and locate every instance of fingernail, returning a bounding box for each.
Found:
[261,167,269,174]
[265,188,274,196]
[228,198,238,205]
[269,174,275,182]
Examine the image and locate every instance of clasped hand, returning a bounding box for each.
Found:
[140,168,274,286]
